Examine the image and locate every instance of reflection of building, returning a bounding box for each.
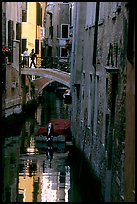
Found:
[3,136,21,202]
[20,120,35,154]
[18,151,70,202]
[35,103,42,125]
[18,132,39,201]
[37,152,70,202]
[18,159,39,202]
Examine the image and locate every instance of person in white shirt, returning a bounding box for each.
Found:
[23,48,29,67]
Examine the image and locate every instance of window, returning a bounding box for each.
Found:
[22,10,27,22]
[61,24,69,38]
[60,47,68,58]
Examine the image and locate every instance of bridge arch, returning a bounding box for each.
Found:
[21,68,70,93]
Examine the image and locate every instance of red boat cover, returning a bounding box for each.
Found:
[36,119,70,136]
[49,119,70,135]
[36,127,47,136]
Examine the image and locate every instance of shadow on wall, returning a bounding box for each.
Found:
[68,145,104,202]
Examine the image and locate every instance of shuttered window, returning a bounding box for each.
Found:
[35,39,39,54]
[49,26,53,39]
[16,22,21,40]
[2,12,6,46]
[36,3,42,26]
[22,39,27,53]
[22,2,27,22]
[22,10,27,22]
[8,20,14,48]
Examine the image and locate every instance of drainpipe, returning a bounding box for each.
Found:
[70,2,77,96]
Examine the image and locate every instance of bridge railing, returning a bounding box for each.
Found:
[21,55,70,73]
[42,56,70,73]
[21,55,42,68]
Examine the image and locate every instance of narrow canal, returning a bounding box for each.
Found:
[2,86,103,202]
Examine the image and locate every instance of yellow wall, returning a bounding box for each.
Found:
[22,2,36,54]
[22,2,44,57]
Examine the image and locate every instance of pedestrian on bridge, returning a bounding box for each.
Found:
[29,48,37,68]
[23,48,29,67]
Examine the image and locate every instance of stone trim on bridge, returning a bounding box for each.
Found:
[21,68,70,89]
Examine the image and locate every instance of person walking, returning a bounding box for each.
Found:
[29,48,37,68]
[23,48,29,67]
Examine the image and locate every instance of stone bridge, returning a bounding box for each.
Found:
[21,68,70,94]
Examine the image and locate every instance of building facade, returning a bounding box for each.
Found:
[21,2,46,61]
[70,2,135,202]
[2,2,22,117]
[21,2,46,104]
[124,2,135,202]
[2,2,46,117]
[44,2,71,70]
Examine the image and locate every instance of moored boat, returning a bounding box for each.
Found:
[35,118,71,146]
[35,134,66,143]
[36,118,71,137]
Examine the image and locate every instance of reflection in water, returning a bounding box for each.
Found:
[3,89,71,202]
[36,90,71,126]
[2,89,103,202]
[18,133,70,202]
[3,136,21,202]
